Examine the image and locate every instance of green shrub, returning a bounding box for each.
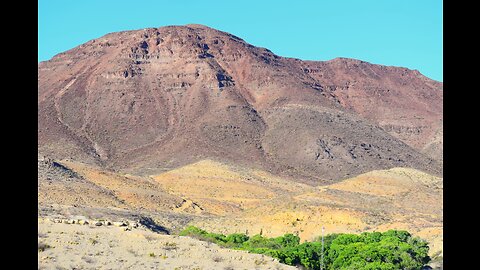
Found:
[178,226,430,270]
[326,230,430,270]
[225,233,249,244]
[179,225,209,237]
[179,225,227,243]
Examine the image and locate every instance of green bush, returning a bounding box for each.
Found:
[225,233,249,244]
[179,225,227,243]
[178,226,430,270]
[326,230,430,270]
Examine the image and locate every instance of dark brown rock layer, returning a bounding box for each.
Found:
[38,24,442,183]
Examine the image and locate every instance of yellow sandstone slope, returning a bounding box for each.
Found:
[152,160,442,256]
[39,159,442,256]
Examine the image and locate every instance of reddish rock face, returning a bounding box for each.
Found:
[38,24,442,183]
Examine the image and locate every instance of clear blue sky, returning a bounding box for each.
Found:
[38,0,443,81]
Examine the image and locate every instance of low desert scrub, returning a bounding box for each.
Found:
[254,258,267,265]
[38,242,52,252]
[143,234,156,242]
[212,255,223,262]
[164,241,177,250]
[89,238,99,245]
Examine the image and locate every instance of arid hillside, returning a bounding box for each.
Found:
[38,218,295,270]
[38,158,443,259]
[38,24,442,183]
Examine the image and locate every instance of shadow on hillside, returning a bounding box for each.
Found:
[138,216,170,234]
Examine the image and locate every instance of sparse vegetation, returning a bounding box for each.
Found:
[89,238,98,245]
[164,241,178,250]
[179,226,430,270]
[143,234,156,242]
[38,242,52,252]
[212,255,223,262]
[254,257,267,265]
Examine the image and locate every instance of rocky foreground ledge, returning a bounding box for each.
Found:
[47,217,143,231]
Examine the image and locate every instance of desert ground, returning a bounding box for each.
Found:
[39,157,443,269]
[38,218,295,270]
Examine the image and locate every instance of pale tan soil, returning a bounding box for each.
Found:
[152,160,442,256]
[61,160,188,213]
[38,218,296,270]
[39,158,442,259]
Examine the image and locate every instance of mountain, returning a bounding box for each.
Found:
[38,24,442,183]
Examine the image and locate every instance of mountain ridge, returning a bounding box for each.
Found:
[40,24,442,84]
[38,24,442,183]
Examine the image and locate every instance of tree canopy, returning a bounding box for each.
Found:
[179,226,430,270]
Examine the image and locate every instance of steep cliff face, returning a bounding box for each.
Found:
[38,24,442,183]
[300,58,442,158]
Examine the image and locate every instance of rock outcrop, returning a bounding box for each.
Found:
[38,24,442,183]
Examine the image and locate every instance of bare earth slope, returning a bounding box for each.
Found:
[38,24,442,183]
[38,218,295,270]
[38,158,443,259]
[151,160,443,257]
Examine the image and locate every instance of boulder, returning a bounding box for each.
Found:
[78,220,89,225]
[64,219,74,224]
[113,221,127,227]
